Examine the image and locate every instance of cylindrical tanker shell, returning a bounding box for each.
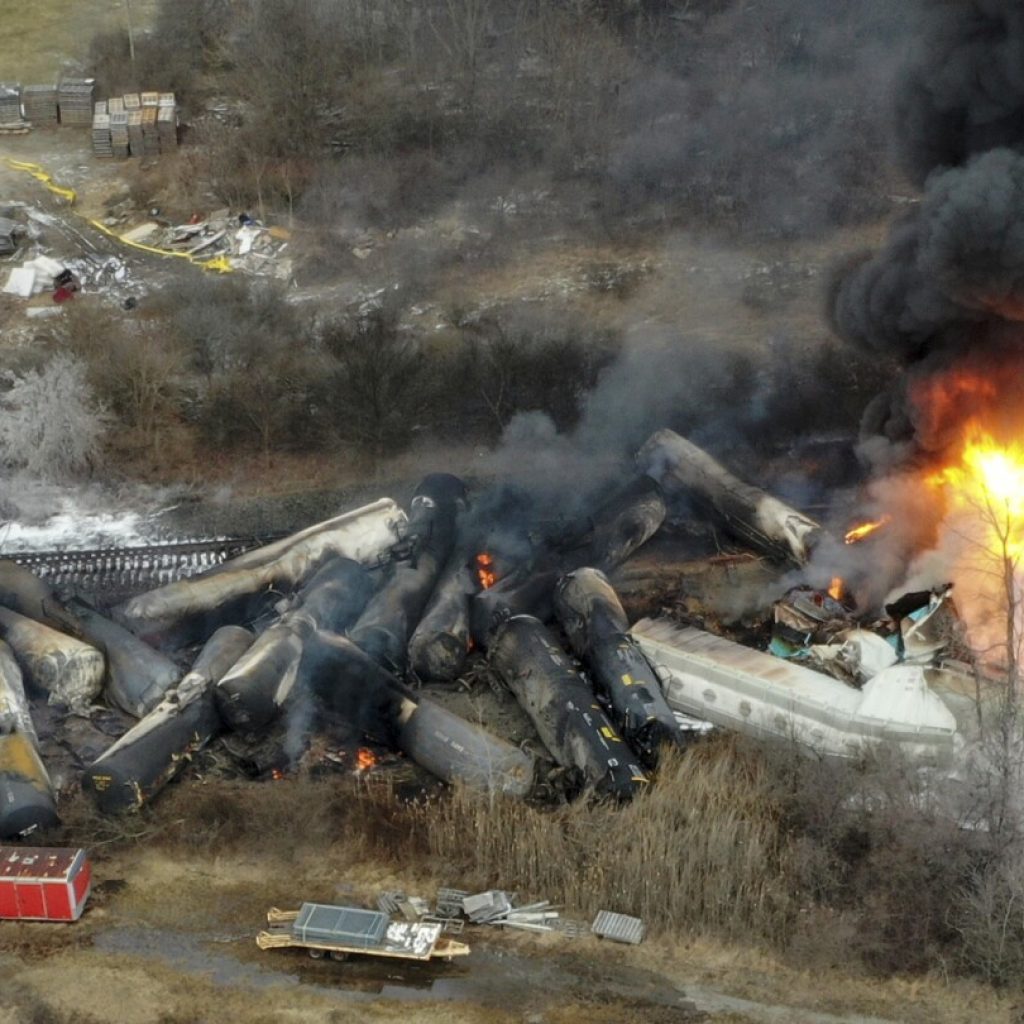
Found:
[0,560,83,636]
[70,600,181,718]
[84,625,254,813]
[489,615,647,799]
[554,568,686,764]
[0,606,104,709]
[115,498,407,645]
[0,732,59,838]
[408,563,475,682]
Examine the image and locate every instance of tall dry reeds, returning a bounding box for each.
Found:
[419,737,793,944]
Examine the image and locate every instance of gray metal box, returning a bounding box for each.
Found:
[292,903,389,948]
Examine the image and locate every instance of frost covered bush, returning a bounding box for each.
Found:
[0,355,108,480]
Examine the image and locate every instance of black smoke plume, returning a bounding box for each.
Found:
[830,3,1024,459]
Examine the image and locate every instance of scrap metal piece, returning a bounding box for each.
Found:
[552,918,591,938]
[592,910,645,945]
[0,606,104,710]
[808,629,899,686]
[554,567,688,765]
[897,586,959,664]
[489,615,648,798]
[84,625,254,813]
[462,890,511,922]
[435,888,470,918]
[637,428,822,565]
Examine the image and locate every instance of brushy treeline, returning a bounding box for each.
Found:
[87,0,908,239]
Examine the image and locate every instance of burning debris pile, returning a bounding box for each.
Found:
[0,426,980,840]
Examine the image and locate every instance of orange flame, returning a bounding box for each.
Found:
[926,421,1024,561]
[828,577,845,602]
[356,747,377,772]
[271,768,284,781]
[844,515,892,545]
[475,552,497,590]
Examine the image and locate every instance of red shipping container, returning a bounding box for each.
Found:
[0,846,91,922]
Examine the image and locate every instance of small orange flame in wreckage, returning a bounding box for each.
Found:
[828,577,845,602]
[844,515,892,545]
[475,552,497,590]
[271,768,285,781]
[355,747,377,773]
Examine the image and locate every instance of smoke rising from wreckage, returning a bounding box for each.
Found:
[0,416,990,842]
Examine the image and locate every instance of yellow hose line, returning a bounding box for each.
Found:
[86,217,233,272]
[4,157,233,273]
[4,157,77,203]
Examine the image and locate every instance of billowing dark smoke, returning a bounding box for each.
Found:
[830,3,1024,459]
[831,150,1024,364]
[896,2,1024,186]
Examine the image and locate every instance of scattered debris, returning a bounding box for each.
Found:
[0,215,21,255]
[460,890,562,932]
[592,910,645,945]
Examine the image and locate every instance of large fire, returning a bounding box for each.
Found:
[911,415,1024,665]
[926,422,1024,562]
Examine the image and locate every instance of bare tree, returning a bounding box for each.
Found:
[0,356,108,480]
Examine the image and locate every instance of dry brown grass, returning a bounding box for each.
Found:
[420,739,792,945]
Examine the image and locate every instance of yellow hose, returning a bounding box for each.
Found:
[4,157,233,273]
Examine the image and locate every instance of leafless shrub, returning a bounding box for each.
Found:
[954,848,1024,987]
[0,355,108,481]
[57,306,186,452]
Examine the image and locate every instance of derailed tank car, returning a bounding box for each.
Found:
[489,615,647,799]
[554,568,687,766]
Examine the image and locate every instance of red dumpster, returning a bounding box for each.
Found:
[0,847,91,922]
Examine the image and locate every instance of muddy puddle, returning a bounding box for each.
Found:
[94,925,698,1015]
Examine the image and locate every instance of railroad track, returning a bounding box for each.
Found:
[7,535,283,600]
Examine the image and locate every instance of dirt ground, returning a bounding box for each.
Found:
[0,842,1013,1024]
